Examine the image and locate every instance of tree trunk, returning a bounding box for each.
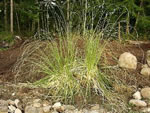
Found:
[83,0,87,36]
[67,0,70,37]
[10,0,13,34]
[4,0,8,31]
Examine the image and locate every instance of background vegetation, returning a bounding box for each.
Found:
[0,0,149,40]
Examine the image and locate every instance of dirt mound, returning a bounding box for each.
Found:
[0,40,24,82]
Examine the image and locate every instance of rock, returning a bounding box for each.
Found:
[133,91,142,100]
[52,102,61,109]
[25,106,38,113]
[90,104,100,110]
[52,102,64,112]
[15,108,22,113]
[118,52,137,70]
[33,103,41,108]
[129,99,147,107]
[43,106,51,112]
[141,87,150,99]
[141,67,150,76]
[141,107,150,112]
[63,105,76,110]
[142,64,149,68]
[8,105,17,112]
[146,50,150,67]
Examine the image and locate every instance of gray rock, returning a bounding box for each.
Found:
[15,108,22,113]
[118,52,137,70]
[129,99,147,107]
[141,67,150,76]
[141,87,150,99]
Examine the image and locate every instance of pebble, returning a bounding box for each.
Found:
[133,91,142,100]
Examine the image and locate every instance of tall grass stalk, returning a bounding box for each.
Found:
[14,33,111,103]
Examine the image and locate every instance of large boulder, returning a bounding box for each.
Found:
[141,87,150,99]
[118,52,137,70]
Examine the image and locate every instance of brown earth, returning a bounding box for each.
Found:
[0,39,150,110]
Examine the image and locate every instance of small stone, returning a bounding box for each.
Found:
[33,103,41,108]
[141,87,150,99]
[43,106,51,112]
[141,68,150,76]
[63,105,76,110]
[15,108,22,113]
[141,107,150,112]
[90,104,100,110]
[52,102,61,109]
[8,105,17,112]
[25,106,38,113]
[12,92,16,96]
[118,52,137,70]
[133,91,142,100]
[129,99,147,107]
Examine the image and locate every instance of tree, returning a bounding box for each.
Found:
[10,0,13,34]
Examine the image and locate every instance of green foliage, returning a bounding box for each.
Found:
[0,31,13,42]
